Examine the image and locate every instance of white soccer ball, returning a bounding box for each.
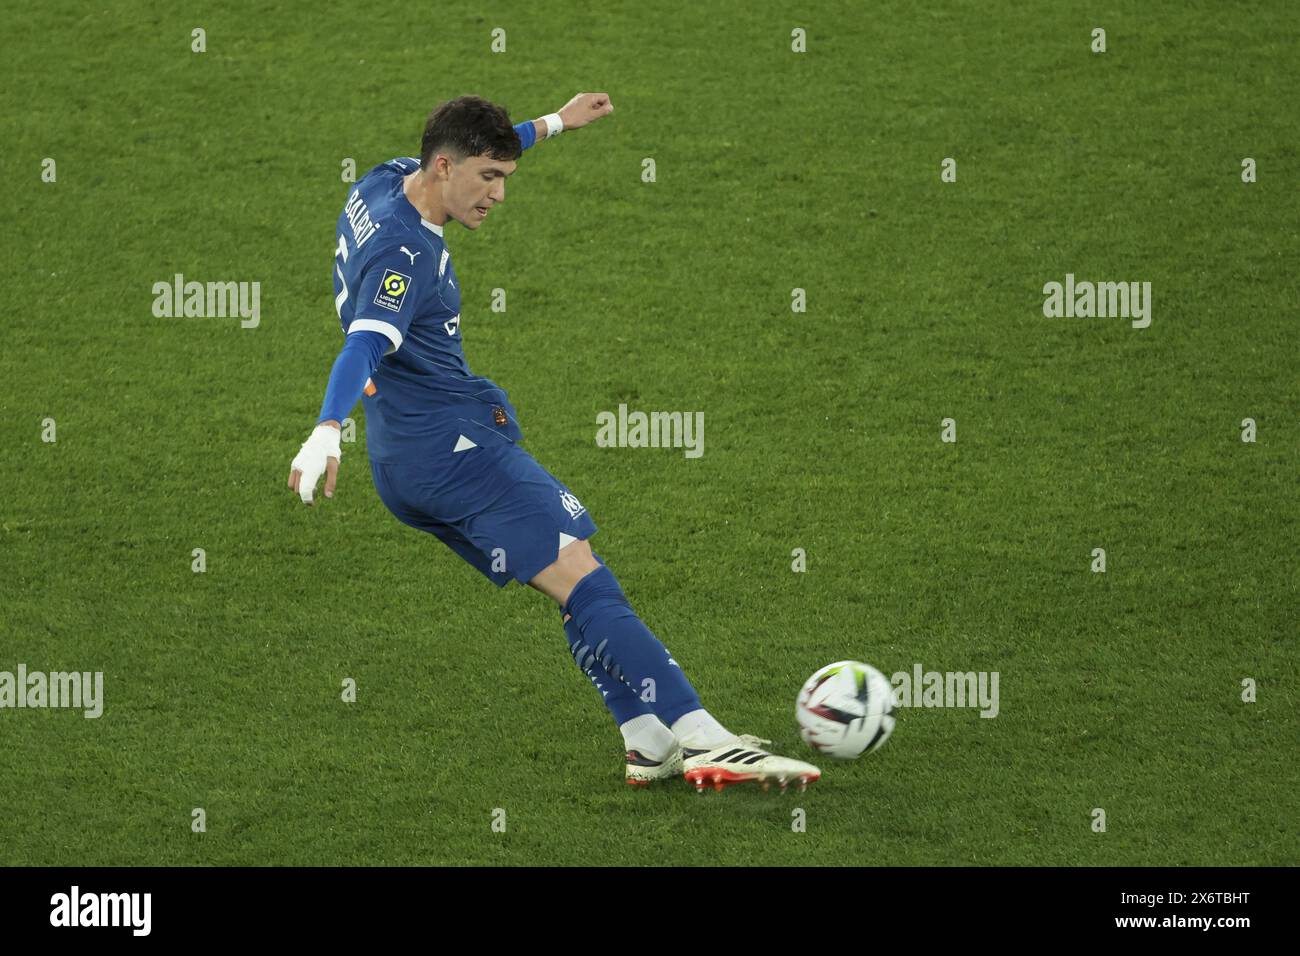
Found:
[795,660,897,759]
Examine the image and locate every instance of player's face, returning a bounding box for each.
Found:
[451,155,516,229]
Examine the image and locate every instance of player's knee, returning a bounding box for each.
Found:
[529,537,601,607]
[556,537,599,577]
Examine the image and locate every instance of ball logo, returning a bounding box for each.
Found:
[559,491,586,519]
[373,268,412,312]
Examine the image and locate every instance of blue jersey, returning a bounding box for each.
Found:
[333,157,521,463]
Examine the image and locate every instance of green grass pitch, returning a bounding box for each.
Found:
[1,0,1296,866]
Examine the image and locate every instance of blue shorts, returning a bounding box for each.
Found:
[370,422,597,587]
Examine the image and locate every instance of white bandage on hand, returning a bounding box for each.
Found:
[291,424,342,504]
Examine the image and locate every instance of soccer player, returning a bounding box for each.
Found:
[288,94,820,792]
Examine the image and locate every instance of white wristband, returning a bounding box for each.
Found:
[542,113,564,139]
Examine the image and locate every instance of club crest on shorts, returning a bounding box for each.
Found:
[559,491,586,519]
[373,269,412,312]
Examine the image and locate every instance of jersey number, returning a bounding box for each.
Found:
[334,235,350,318]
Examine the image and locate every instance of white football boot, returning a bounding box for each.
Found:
[682,734,821,793]
[625,741,684,786]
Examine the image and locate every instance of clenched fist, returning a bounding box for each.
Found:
[557,92,614,131]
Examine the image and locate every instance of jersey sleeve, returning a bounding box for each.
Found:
[346,247,425,354]
[317,330,388,424]
[514,120,536,151]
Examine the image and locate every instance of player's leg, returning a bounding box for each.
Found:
[529,540,682,781]
[423,439,724,750]
[529,537,736,750]
[536,546,667,742]
[531,536,822,792]
[371,450,685,781]
[376,442,820,790]
[559,606,682,784]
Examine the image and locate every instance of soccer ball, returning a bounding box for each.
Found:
[795,660,897,759]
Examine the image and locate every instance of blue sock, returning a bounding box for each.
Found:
[563,564,702,726]
[562,612,654,725]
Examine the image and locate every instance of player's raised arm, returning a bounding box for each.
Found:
[517,92,614,148]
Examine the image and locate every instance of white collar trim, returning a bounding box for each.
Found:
[420,218,444,237]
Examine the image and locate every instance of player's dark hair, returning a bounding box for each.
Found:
[420,95,521,167]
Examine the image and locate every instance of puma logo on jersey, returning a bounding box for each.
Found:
[400,245,421,265]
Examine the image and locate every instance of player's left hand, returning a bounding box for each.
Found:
[558,92,613,131]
